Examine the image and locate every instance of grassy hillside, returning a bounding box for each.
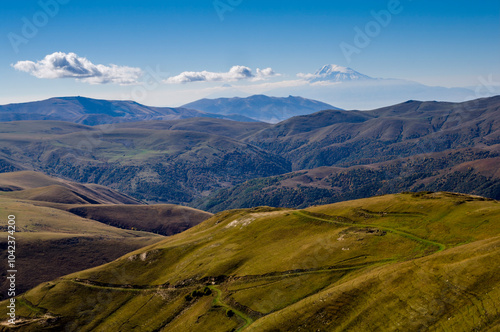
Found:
[2,192,498,331]
[0,171,212,236]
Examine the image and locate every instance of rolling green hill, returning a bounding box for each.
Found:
[2,192,498,331]
[0,197,211,300]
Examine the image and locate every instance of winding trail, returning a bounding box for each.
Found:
[208,285,254,331]
[67,260,375,293]
[294,211,446,253]
[65,280,254,330]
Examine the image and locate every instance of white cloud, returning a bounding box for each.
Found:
[256,67,277,80]
[12,52,142,85]
[164,65,278,84]
[297,72,319,80]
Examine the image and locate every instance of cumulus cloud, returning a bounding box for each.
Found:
[12,52,142,85]
[165,66,278,84]
[256,67,278,80]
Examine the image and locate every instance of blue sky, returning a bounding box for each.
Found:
[1,0,499,106]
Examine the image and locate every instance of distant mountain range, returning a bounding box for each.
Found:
[194,95,500,211]
[179,64,489,112]
[0,95,341,124]
[182,94,340,123]
[266,64,485,110]
[0,96,257,125]
[2,67,497,125]
[1,96,498,206]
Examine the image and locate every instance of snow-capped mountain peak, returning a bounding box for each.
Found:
[316,64,351,74]
[307,64,373,83]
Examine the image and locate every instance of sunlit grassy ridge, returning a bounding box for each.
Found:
[247,235,500,331]
[1,192,499,331]
[307,192,499,247]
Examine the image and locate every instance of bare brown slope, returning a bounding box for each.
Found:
[0,172,212,299]
[110,117,271,140]
[448,156,500,178]
[0,197,163,300]
[0,171,140,204]
[196,146,500,212]
[0,126,291,205]
[4,185,92,204]
[66,204,213,235]
[245,96,500,170]
[0,171,213,236]
[0,171,63,190]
